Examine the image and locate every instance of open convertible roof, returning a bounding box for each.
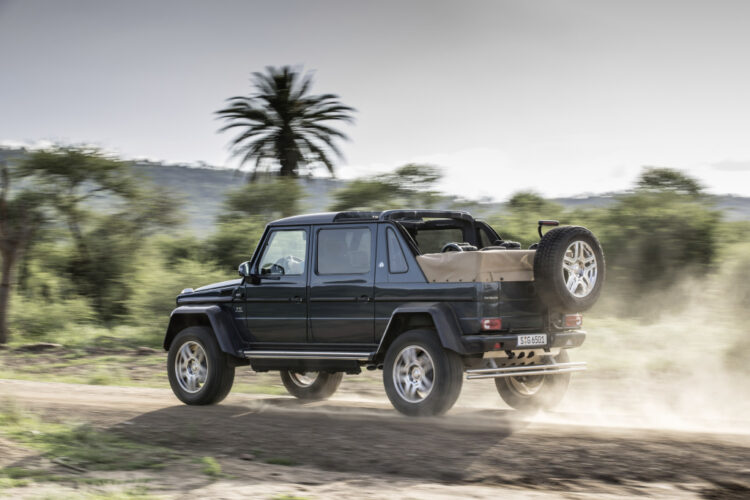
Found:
[270,210,475,227]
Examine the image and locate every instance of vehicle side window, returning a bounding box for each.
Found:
[258,230,307,276]
[317,227,371,275]
[386,228,408,273]
[479,227,493,248]
[414,228,464,253]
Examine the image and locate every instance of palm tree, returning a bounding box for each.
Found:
[216,66,355,178]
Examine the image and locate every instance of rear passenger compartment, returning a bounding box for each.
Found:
[416,250,535,283]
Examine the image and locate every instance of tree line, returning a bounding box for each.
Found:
[1,65,747,346]
[2,144,745,345]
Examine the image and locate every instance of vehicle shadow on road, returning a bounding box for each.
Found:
[113,399,535,482]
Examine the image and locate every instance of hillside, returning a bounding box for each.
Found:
[130,161,347,232]
[3,147,750,232]
[127,161,750,228]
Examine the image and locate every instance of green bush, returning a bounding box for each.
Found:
[203,218,266,273]
[125,252,227,336]
[586,192,720,292]
[9,295,96,340]
[488,191,567,246]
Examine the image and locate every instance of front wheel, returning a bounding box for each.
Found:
[167,326,235,405]
[495,349,571,411]
[383,330,464,417]
[280,371,343,401]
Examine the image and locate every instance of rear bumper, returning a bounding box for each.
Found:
[461,330,586,354]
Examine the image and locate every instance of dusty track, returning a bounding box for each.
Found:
[2,379,750,499]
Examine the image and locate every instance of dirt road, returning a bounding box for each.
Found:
[2,379,750,499]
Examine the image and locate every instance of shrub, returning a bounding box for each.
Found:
[9,296,95,340]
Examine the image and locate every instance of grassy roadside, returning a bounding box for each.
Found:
[0,401,171,498]
[0,345,294,395]
[0,401,310,500]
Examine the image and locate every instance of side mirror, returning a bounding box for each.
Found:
[238,261,251,277]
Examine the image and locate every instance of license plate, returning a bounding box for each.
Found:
[517,334,547,347]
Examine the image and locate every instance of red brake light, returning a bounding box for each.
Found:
[565,314,582,328]
[481,318,502,331]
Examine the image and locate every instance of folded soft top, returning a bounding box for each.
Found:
[416,250,535,283]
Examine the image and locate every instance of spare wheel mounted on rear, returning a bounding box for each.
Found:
[533,226,605,312]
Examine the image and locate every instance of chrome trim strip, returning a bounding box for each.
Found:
[243,350,373,361]
[467,361,585,374]
[465,361,586,380]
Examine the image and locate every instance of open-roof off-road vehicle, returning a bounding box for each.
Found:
[164,210,604,416]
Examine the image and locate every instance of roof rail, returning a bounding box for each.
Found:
[332,211,381,222]
[379,210,474,222]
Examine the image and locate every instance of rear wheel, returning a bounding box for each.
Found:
[280,371,343,401]
[495,350,571,411]
[383,330,464,417]
[167,326,235,405]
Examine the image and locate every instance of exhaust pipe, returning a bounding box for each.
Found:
[465,361,586,380]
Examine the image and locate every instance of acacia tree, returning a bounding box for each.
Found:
[17,147,178,320]
[328,164,443,211]
[216,65,355,179]
[0,161,47,344]
[637,167,703,196]
[17,147,136,262]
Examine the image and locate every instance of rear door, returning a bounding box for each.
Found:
[309,224,376,344]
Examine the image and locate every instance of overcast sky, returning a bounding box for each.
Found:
[1,0,749,200]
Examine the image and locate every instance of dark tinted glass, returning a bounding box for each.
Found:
[317,227,371,274]
[414,228,464,253]
[387,228,408,273]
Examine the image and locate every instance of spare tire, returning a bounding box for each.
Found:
[533,226,605,311]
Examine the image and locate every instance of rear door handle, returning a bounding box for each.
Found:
[358,295,372,302]
[291,296,305,303]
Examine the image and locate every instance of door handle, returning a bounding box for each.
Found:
[290,296,304,303]
[358,295,372,302]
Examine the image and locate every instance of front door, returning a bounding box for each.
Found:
[309,224,376,344]
[245,226,309,344]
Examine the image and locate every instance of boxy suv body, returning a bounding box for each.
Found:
[164,210,604,416]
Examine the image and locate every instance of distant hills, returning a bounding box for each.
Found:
[120,159,750,229]
[3,147,749,233]
[130,160,347,232]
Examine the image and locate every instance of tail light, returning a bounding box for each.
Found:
[564,314,582,328]
[481,318,502,331]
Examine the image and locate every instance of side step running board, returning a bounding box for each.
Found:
[243,350,373,362]
[465,361,586,380]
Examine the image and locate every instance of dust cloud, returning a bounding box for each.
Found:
[461,250,750,434]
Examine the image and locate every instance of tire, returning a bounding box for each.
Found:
[495,349,571,411]
[280,371,343,401]
[167,326,235,405]
[533,226,605,311]
[383,330,464,417]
